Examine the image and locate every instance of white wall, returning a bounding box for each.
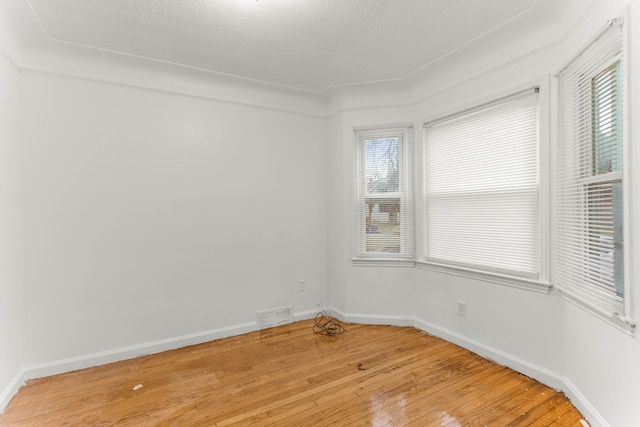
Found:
[0,51,23,407]
[19,72,328,366]
[326,114,347,312]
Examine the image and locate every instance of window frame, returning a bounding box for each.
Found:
[353,124,415,263]
[554,16,634,332]
[419,87,545,283]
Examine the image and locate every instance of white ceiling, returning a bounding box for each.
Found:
[22,0,541,93]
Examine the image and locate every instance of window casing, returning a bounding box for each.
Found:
[423,89,540,279]
[556,20,629,320]
[354,126,414,260]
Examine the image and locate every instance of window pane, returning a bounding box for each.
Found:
[586,181,623,297]
[365,138,399,193]
[355,127,414,259]
[591,61,621,175]
[426,189,538,273]
[556,20,625,315]
[365,197,401,253]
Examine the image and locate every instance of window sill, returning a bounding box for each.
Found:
[558,288,636,335]
[352,258,416,268]
[351,257,551,293]
[415,260,551,294]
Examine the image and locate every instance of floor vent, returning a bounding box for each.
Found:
[257,305,292,330]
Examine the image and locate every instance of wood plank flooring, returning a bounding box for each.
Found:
[0,320,586,426]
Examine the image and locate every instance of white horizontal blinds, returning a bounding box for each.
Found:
[556,21,624,315]
[592,62,622,175]
[424,90,539,277]
[355,127,414,258]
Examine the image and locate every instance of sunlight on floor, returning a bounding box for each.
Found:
[438,410,462,427]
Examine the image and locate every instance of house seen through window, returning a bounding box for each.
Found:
[365,137,400,253]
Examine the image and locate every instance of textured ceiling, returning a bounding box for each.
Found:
[26,0,536,93]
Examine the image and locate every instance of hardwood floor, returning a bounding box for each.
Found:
[1,320,585,426]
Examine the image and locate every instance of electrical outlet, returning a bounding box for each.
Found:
[298,279,306,291]
[457,301,467,317]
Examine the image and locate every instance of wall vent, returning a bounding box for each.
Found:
[257,305,292,330]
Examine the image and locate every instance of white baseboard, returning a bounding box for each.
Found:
[1,308,610,427]
[327,307,608,427]
[329,308,563,388]
[2,321,258,414]
[412,316,565,390]
[292,308,322,322]
[562,377,610,427]
[21,321,258,382]
[1,308,321,414]
[0,368,26,415]
[328,307,415,327]
[412,316,609,427]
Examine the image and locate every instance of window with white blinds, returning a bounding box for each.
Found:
[556,20,626,317]
[423,89,540,278]
[355,126,414,259]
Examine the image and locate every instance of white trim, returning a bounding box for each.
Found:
[19,307,318,382]
[416,260,551,294]
[538,74,552,285]
[0,368,26,415]
[332,309,415,327]
[411,315,608,427]
[351,257,552,291]
[620,5,633,322]
[21,321,257,381]
[563,377,611,427]
[328,308,563,387]
[352,258,416,268]
[291,308,322,323]
[423,257,539,281]
[353,122,413,133]
[559,289,636,334]
[354,124,415,259]
[411,316,564,390]
[578,171,623,186]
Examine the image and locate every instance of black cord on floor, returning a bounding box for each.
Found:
[313,310,346,336]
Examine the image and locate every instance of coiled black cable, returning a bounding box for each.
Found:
[313,310,346,336]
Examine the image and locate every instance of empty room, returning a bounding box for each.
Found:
[0,0,639,425]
